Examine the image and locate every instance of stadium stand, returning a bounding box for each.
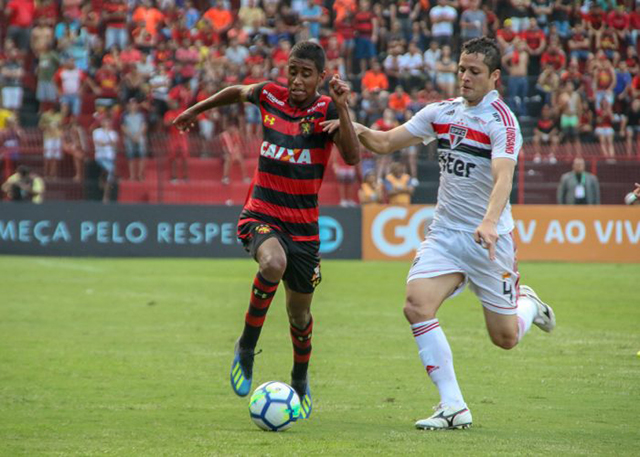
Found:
[0,0,638,205]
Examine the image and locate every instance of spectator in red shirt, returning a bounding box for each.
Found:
[630,10,640,49]
[568,22,591,62]
[171,17,193,47]
[175,40,200,81]
[353,0,378,75]
[120,44,144,68]
[595,98,615,159]
[584,5,606,38]
[5,0,35,51]
[592,52,617,109]
[164,99,189,182]
[61,0,82,22]
[629,72,640,100]
[168,81,193,110]
[94,61,120,107]
[192,17,220,47]
[540,39,567,71]
[103,0,128,50]
[607,5,629,45]
[521,17,547,76]
[153,41,173,69]
[34,0,58,27]
[596,25,619,63]
[371,108,399,182]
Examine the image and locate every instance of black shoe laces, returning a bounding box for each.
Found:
[238,348,261,378]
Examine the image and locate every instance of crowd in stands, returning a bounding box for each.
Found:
[0,0,639,202]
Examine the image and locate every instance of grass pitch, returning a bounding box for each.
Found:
[1,257,638,456]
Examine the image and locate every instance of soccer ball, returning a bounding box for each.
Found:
[249,381,301,431]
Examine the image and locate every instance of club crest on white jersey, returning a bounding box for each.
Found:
[449,125,468,149]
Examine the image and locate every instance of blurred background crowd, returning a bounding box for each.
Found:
[1,0,639,204]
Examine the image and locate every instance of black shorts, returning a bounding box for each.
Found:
[238,221,321,294]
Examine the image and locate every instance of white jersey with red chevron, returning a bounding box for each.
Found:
[404,90,522,235]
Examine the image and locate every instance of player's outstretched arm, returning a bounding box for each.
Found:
[356,123,423,155]
[321,121,422,155]
[474,158,516,261]
[327,75,360,165]
[172,84,261,132]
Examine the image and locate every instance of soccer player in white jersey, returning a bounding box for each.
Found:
[323,37,556,430]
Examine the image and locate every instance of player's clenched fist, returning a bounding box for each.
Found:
[328,74,350,107]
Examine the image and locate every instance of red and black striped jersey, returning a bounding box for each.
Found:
[239,82,338,242]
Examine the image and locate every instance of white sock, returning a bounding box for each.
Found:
[516,296,538,341]
[411,319,466,409]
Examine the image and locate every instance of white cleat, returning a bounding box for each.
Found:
[520,285,556,333]
[415,404,472,430]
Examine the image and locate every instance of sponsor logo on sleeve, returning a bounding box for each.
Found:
[505,127,516,154]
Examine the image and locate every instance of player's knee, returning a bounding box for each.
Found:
[259,253,287,280]
[403,295,436,323]
[288,309,311,329]
[490,332,518,350]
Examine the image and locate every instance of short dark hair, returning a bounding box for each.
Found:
[461,37,501,73]
[290,40,325,73]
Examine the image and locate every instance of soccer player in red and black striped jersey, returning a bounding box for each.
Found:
[173,41,359,419]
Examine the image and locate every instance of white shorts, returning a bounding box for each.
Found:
[407,227,520,315]
[44,138,62,159]
[595,127,614,138]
